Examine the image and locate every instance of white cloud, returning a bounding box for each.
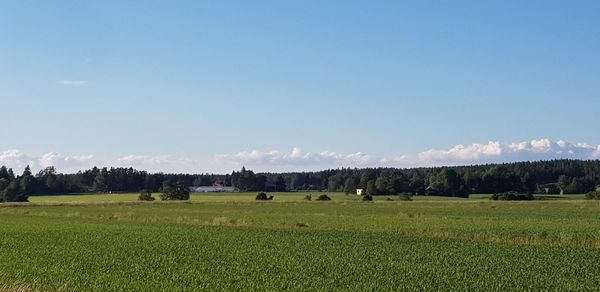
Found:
[0,149,36,171]
[115,155,197,172]
[1,138,599,174]
[290,147,303,158]
[592,146,600,159]
[215,148,378,167]
[418,141,503,163]
[0,150,201,173]
[0,150,95,173]
[216,138,600,170]
[414,138,600,166]
[58,80,88,86]
[39,152,95,170]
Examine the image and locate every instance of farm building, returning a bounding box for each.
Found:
[189,183,235,193]
[356,189,365,196]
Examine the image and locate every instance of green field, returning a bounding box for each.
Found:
[1,193,599,290]
[28,192,478,203]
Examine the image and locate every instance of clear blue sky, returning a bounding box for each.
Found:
[1,0,599,173]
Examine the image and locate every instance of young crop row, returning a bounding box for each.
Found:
[1,202,600,290]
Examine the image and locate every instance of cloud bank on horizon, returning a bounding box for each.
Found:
[2,139,600,174]
[216,139,600,170]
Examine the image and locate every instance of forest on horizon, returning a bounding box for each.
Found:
[1,159,600,202]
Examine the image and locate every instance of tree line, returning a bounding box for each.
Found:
[1,159,600,202]
[264,159,600,196]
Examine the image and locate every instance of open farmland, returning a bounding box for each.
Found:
[1,194,600,290]
[29,192,566,204]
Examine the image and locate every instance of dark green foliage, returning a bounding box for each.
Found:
[327,172,346,192]
[192,176,213,187]
[375,170,401,195]
[343,177,358,195]
[359,172,371,189]
[428,169,464,196]
[558,175,570,194]
[159,181,190,201]
[0,178,8,191]
[489,191,535,201]
[0,166,30,202]
[255,192,274,201]
[138,189,155,201]
[231,167,267,192]
[274,176,287,191]
[409,172,426,195]
[366,180,376,196]
[316,194,331,201]
[537,183,561,194]
[362,194,373,201]
[398,193,413,201]
[92,173,108,193]
[0,166,10,180]
[1,180,28,202]
[2,159,600,199]
[584,191,600,200]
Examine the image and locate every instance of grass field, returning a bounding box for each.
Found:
[27,192,584,204]
[28,192,478,203]
[1,192,599,290]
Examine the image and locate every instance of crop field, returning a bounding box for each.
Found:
[1,193,599,290]
[27,192,483,203]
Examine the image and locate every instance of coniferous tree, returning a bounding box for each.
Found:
[366,180,377,196]
[92,174,108,193]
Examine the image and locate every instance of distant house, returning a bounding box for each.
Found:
[536,183,560,195]
[189,182,235,193]
[356,189,365,196]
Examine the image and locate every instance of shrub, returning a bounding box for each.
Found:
[304,194,312,201]
[398,193,413,201]
[490,191,534,201]
[316,194,331,201]
[0,180,28,203]
[585,191,600,200]
[386,197,394,201]
[138,189,155,201]
[362,194,373,202]
[256,192,274,201]
[159,181,190,201]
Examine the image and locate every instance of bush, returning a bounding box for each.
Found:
[304,194,312,201]
[585,191,600,200]
[398,193,413,201]
[256,192,274,201]
[316,194,331,201]
[362,194,373,202]
[138,189,155,201]
[490,191,535,201]
[159,181,190,201]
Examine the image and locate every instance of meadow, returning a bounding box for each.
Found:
[1,192,599,290]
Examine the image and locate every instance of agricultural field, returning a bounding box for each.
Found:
[1,193,599,290]
[28,192,575,203]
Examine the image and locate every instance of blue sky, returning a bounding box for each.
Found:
[1,0,599,173]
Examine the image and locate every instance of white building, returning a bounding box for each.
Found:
[189,186,236,193]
